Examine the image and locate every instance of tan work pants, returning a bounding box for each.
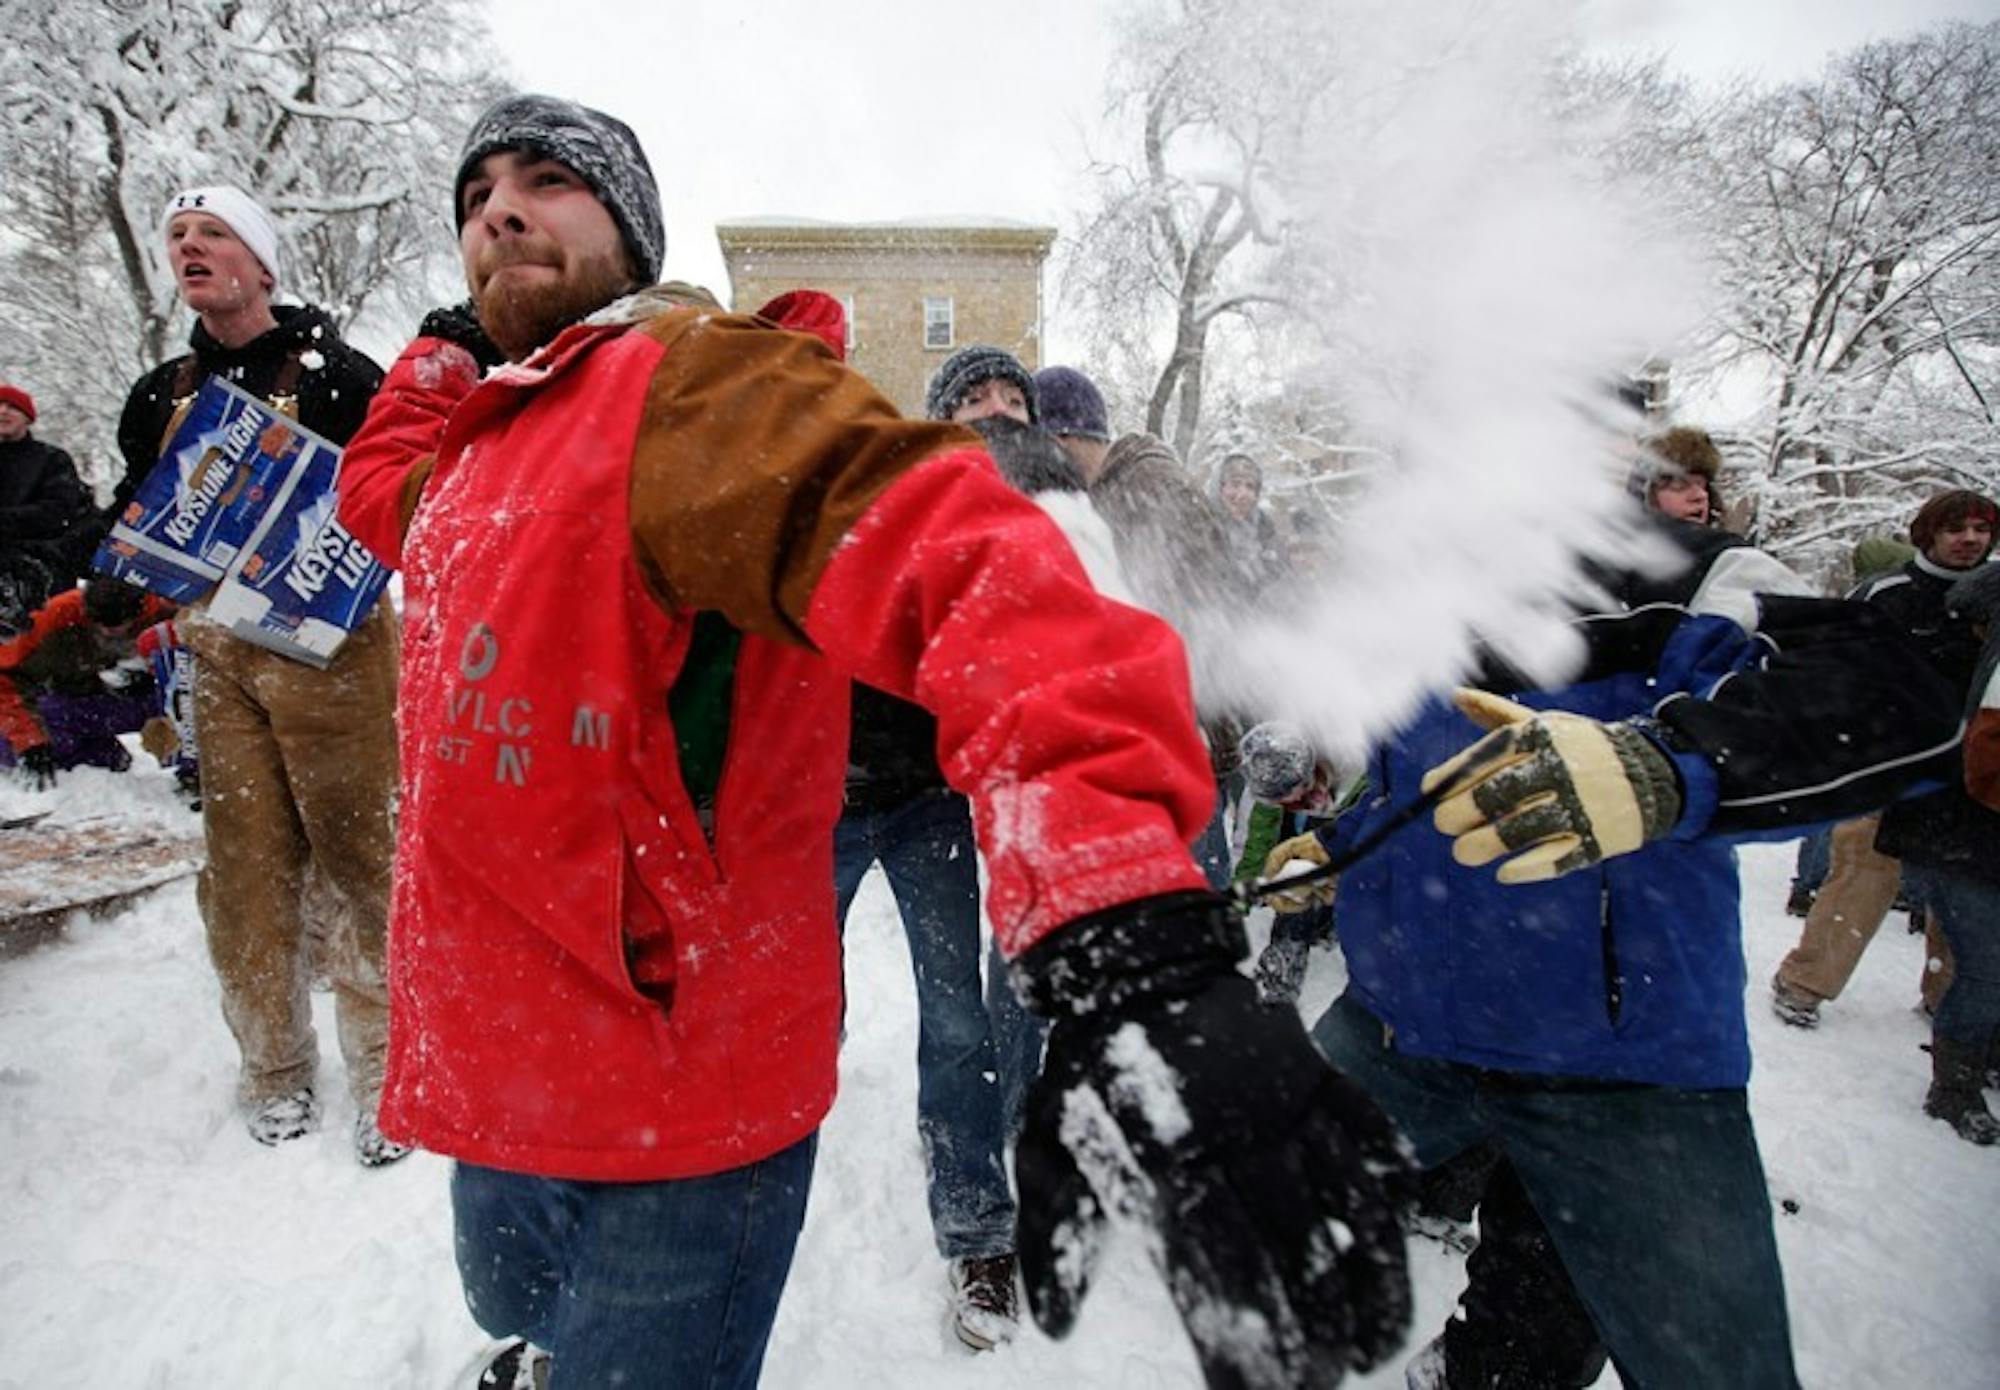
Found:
[1774,815,1901,1004]
[189,605,398,1110]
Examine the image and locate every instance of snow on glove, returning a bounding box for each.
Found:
[1421,689,1681,884]
[1260,832,1337,914]
[417,300,507,371]
[1013,890,1414,1389]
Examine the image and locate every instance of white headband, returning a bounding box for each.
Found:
[162,185,280,287]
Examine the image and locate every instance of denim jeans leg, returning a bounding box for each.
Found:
[1308,991,1487,1167]
[1905,865,2000,1045]
[452,1162,569,1349]
[1191,781,1233,890]
[877,791,1016,1260]
[1484,1081,1799,1390]
[985,933,1046,1139]
[455,1138,817,1390]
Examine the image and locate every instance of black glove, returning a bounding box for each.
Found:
[418,300,506,371]
[1013,891,1414,1388]
[19,744,58,791]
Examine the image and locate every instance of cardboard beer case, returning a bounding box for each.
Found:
[92,378,389,668]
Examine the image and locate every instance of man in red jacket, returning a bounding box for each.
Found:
[338,95,1412,1390]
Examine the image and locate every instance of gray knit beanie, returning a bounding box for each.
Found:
[924,345,1039,424]
[454,94,665,284]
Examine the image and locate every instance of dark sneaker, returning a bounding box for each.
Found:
[1784,884,1815,918]
[475,1340,550,1390]
[245,1088,319,1145]
[949,1253,1019,1350]
[355,1114,412,1168]
[1771,983,1821,1029]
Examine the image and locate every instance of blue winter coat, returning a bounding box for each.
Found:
[1323,523,1964,1089]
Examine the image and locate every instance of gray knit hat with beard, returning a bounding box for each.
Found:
[454,94,665,284]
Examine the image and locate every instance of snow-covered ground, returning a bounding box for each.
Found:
[2,763,1995,1388]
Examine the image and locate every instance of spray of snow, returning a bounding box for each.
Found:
[1179,1,1704,764]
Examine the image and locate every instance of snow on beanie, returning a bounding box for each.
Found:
[924,345,1039,424]
[162,185,281,286]
[1033,366,1110,442]
[0,384,34,423]
[455,94,665,284]
[1239,721,1316,803]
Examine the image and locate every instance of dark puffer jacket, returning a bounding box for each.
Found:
[1869,556,2000,884]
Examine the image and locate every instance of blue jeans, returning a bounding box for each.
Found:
[1191,779,1233,891]
[835,789,1025,1259]
[1904,865,2000,1046]
[1792,826,1832,896]
[1313,993,1799,1389]
[452,1135,815,1390]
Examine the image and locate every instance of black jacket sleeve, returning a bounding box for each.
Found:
[1652,594,1963,835]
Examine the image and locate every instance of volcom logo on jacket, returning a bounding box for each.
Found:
[435,621,614,785]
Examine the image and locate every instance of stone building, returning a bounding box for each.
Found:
[715,218,1057,417]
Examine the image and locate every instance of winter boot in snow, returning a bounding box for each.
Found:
[1925,1037,2000,1146]
[949,1253,1019,1350]
[245,1088,319,1145]
[474,1339,550,1390]
[1770,981,1821,1029]
[354,1112,411,1168]
[1404,1333,1449,1390]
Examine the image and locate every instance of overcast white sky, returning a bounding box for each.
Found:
[481,0,2000,342]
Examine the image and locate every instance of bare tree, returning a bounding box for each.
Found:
[1680,23,2000,571]
[0,0,505,491]
[1059,0,1336,462]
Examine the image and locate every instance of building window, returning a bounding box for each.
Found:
[923,295,954,350]
[841,294,857,353]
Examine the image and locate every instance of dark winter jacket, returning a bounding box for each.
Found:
[0,437,94,555]
[1317,521,1963,1089]
[112,303,382,516]
[0,587,177,752]
[1869,556,2000,884]
[336,286,1214,1181]
[845,685,950,815]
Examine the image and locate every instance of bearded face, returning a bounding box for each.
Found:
[471,235,634,361]
[458,151,639,360]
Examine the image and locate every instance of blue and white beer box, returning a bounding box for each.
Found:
[93,378,388,667]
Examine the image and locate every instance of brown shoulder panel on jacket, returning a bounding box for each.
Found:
[628,306,978,643]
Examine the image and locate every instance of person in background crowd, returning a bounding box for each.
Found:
[1632,425,1725,527]
[0,578,175,787]
[1263,491,1962,1385]
[1771,491,1995,1032]
[1235,719,1344,1006]
[120,183,403,1167]
[1212,451,1288,588]
[829,340,1044,1352]
[0,384,96,633]
[1867,491,1999,1143]
[336,94,1412,1390]
[1035,364,1253,890]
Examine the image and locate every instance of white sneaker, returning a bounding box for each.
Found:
[1404,1333,1448,1390]
[473,1339,550,1390]
[245,1088,319,1145]
[948,1254,1019,1350]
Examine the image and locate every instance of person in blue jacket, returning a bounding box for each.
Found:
[1270,517,1964,1388]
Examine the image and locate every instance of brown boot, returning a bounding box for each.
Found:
[1924,1037,2000,1146]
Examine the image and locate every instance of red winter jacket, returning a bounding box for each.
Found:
[338,285,1213,1182]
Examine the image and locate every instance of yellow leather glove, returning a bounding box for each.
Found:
[1261,832,1337,912]
[1421,690,1681,884]
[139,716,181,763]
